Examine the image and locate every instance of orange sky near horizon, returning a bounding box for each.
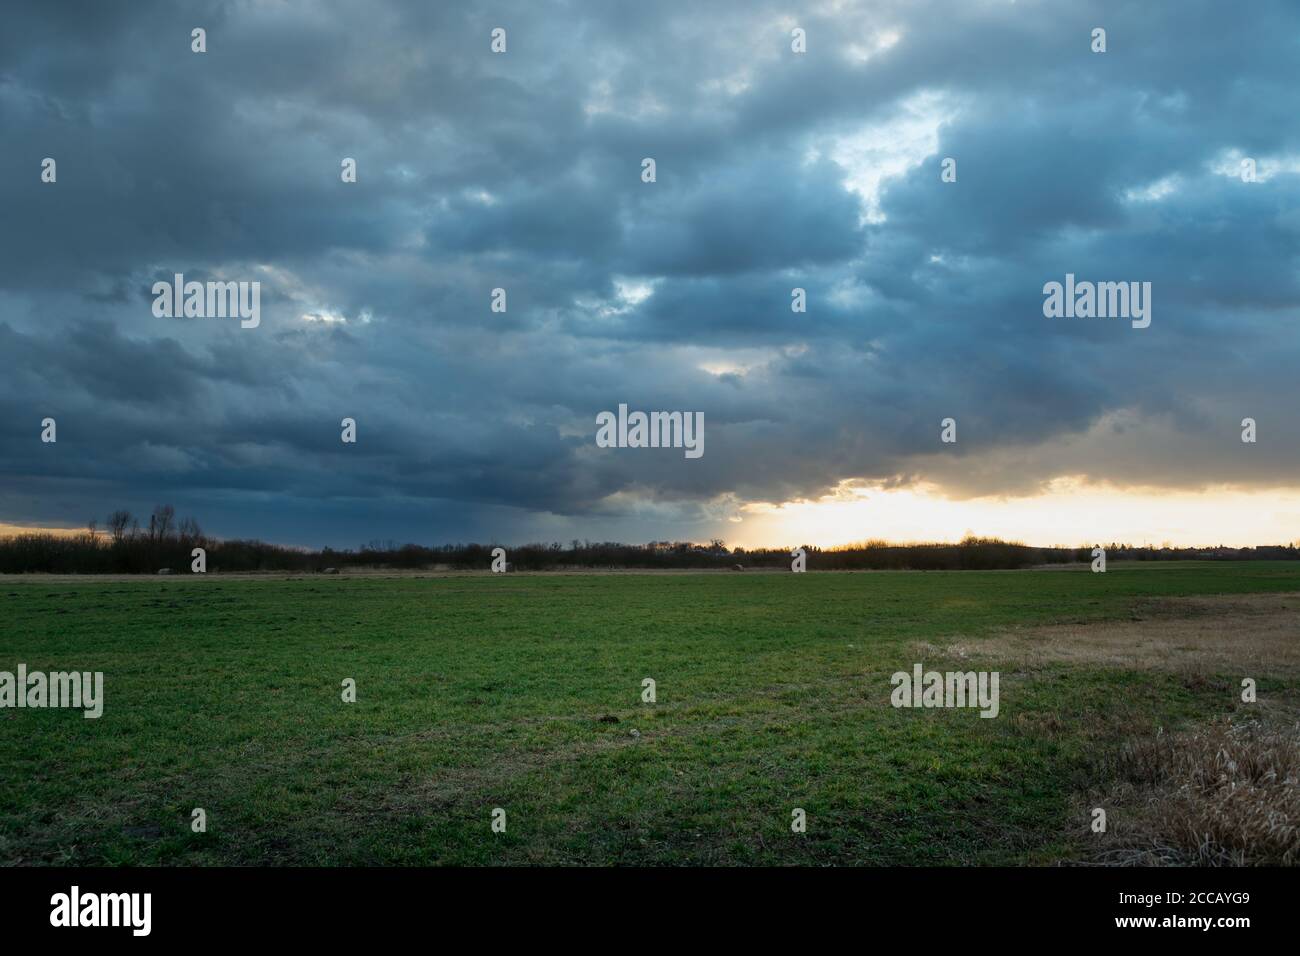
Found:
[723,479,1300,550]
[5,478,1299,550]
[0,523,88,539]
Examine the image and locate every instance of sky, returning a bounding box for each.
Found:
[1,0,1298,550]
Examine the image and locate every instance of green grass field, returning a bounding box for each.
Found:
[2,562,1297,866]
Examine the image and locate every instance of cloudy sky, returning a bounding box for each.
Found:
[2,0,1298,549]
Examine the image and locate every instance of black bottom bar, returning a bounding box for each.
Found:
[0,866,1281,941]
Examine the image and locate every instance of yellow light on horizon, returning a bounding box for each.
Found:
[727,478,1300,550]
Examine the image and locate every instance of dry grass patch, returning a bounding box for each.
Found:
[916,591,1300,865]
[1081,715,1300,866]
[931,591,1300,677]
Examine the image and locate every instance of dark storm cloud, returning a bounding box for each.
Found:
[1,0,1298,546]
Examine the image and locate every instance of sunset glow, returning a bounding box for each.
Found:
[730,479,1300,550]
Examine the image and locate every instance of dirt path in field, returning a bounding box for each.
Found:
[0,568,796,582]
[933,591,1300,677]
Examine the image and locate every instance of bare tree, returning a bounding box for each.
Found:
[179,516,203,544]
[107,510,133,543]
[151,504,176,540]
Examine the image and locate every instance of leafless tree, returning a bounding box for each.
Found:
[107,510,133,543]
[151,504,176,540]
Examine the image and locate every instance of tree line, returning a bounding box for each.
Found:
[0,508,1296,573]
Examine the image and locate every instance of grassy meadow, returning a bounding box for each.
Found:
[2,562,1298,866]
